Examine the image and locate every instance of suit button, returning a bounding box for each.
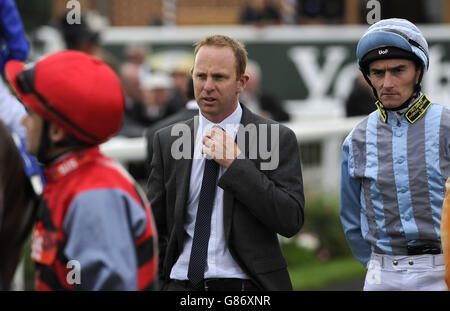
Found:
[393,260,398,266]
[409,260,414,265]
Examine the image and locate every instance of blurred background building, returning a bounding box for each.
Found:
[15,0,450,30]
[13,0,450,194]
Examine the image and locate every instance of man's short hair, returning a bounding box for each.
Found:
[193,34,248,80]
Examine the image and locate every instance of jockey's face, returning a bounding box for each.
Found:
[368,58,421,109]
[21,109,44,156]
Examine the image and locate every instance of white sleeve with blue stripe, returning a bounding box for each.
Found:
[0,78,26,139]
[340,136,372,267]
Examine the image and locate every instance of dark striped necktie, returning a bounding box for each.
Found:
[187,158,220,288]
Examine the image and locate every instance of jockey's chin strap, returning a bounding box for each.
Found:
[385,90,420,112]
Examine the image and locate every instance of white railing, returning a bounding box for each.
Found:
[101,116,364,192]
[285,116,363,192]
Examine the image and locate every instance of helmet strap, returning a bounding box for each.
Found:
[36,120,53,165]
[37,121,92,165]
[362,71,379,99]
[387,92,418,111]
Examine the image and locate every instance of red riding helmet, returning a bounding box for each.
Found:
[5,50,124,145]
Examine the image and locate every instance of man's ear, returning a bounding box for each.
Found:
[237,73,250,93]
[48,123,67,144]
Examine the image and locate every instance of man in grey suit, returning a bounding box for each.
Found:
[148,34,304,291]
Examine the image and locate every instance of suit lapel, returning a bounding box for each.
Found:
[223,104,255,241]
[238,105,257,161]
[174,117,197,249]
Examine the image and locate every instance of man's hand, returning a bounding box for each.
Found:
[201,127,241,168]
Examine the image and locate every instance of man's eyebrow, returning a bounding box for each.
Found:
[212,72,228,77]
[389,64,407,70]
[194,71,229,78]
[370,67,384,73]
[370,64,407,72]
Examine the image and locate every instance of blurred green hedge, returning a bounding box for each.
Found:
[282,194,353,266]
[281,194,366,290]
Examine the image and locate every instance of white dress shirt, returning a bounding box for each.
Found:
[170,103,249,280]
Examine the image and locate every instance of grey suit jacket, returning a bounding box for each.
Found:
[147,104,305,290]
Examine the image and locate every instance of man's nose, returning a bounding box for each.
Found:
[204,77,215,91]
[383,72,394,88]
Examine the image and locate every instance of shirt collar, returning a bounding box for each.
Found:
[395,92,423,115]
[198,102,242,139]
[44,146,101,182]
[376,93,431,124]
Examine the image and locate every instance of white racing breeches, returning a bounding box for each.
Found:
[364,253,447,291]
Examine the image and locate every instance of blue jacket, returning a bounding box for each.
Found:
[0,0,29,71]
[340,94,450,266]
